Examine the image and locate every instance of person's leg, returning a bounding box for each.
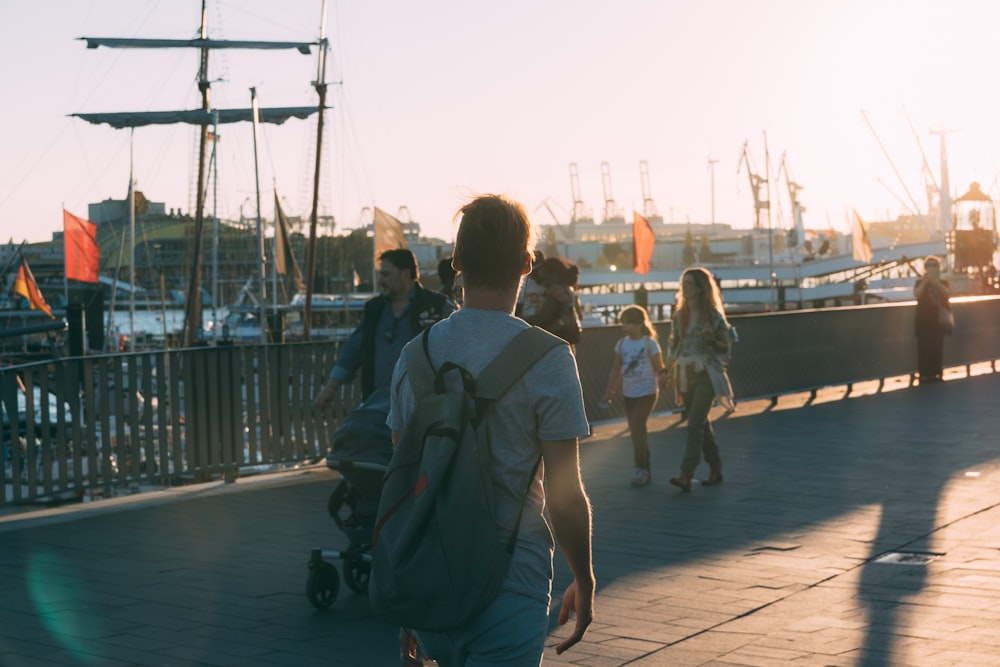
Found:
[916,334,929,381]
[672,373,714,491]
[682,375,714,472]
[700,402,723,484]
[930,331,944,380]
[415,591,549,667]
[624,393,656,471]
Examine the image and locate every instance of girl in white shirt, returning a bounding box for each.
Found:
[601,305,668,486]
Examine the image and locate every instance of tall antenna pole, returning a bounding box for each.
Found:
[303,0,329,341]
[708,157,719,224]
[929,123,955,238]
[764,132,776,311]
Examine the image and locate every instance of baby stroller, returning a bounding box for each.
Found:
[307,388,393,609]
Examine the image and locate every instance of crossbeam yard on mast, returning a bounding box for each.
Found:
[78,37,315,54]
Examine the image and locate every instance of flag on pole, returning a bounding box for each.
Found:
[274,193,305,292]
[851,210,873,264]
[633,211,655,274]
[14,256,54,318]
[63,209,100,283]
[373,207,407,260]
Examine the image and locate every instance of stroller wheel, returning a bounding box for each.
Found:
[344,558,371,594]
[306,561,340,609]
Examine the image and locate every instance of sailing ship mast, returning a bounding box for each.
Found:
[72,0,319,346]
[303,0,330,341]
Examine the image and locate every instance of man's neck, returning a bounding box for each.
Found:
[388,284,415,314]
[462,286,518,313]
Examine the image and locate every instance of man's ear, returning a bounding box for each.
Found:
[521,252,532,276]
[452,253,462,272]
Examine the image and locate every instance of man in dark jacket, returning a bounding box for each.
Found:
[313,249,454,408]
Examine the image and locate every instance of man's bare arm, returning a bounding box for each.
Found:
[541,438,594,655]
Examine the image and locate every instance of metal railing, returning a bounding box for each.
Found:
[4,296,999,506]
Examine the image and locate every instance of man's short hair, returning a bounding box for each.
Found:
[379,248,419,281]
[454,195,535,289]
[437,256,457,290]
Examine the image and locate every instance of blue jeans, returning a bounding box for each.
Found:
[415,591,549,666]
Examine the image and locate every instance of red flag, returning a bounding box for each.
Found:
[14,257,54,318]
[63,209,100,283]
[633,211,655,274]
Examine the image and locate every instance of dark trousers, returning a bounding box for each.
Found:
[916,332,944,381]
[624,393,657,470]
[680,371,721,475]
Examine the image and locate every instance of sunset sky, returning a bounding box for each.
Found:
[3,0,1000,245]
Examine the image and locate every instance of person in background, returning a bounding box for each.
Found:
[600,305,668,487]
[665,267,735,492]
[437,256,463,307]
[913,255,951,384]
[515,250,546,321]
[313,249,454,409]
[525,255,583,349]
[389,194,594,665]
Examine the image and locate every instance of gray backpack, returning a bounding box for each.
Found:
[369,325,563,631]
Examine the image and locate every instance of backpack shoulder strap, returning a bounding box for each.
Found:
[475,326,564,401]
[403,327,437,398]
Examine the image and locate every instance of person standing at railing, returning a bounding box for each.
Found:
[312,249,455,410]
[664,267,735,493]
[600,305,668,487]
[913,255,951,385]
[523,255,584,351]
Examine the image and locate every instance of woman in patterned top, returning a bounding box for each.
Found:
[665,268,735,492]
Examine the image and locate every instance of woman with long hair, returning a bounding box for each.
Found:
[665,268,735,492]
[600,305,668,486]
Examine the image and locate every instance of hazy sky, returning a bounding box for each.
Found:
[3,0,1000,245]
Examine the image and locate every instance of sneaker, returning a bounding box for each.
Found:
[630,467,651,487]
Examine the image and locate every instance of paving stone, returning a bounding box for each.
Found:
[3,371,1000,665]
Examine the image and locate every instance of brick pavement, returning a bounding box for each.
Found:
[2,365,1000,666]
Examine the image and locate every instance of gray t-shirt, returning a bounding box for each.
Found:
[387,308,590,604]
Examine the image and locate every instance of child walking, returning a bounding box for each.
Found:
[601,305,668,486]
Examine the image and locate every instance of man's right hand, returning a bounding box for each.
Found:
[312,379,339,412]
[555,579,594,654]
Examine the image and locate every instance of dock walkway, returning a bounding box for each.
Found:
[3,366,1000,666]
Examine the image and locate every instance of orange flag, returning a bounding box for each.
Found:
[633,211,655,274]
[14,257,54,318]
[373,207,407,260]
[63,209,100,283]
[851,209,873,264]
[274,193,304,292]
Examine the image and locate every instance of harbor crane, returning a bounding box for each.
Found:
[639,160,663,223]
[737,141,770,231]
[600,161,625,224]
[777,153,806,249]
[568,162,594,223]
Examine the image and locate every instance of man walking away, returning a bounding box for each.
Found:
[388,194,595,666]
